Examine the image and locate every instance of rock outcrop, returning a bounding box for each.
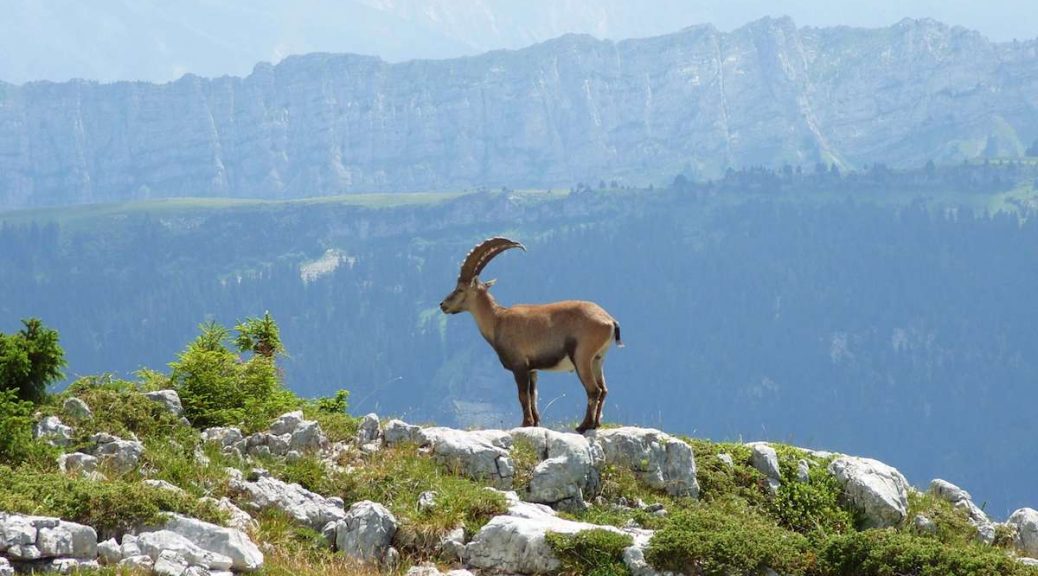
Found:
[3,19,1036,210]
[591,427,699,498]
[828,456,910,528]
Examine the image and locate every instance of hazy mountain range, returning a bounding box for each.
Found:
[2,0,1035,85]
[1,17,1037,211]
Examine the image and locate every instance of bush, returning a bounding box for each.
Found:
[546,529,633,576]
[0,318,66,403]
[0,465,224,539]
[171,319,299,431]
[818,529,1038,576]
[645,498,813,576]
[0,388,54,464]
[61,375,185,441]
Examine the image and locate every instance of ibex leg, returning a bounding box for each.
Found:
[513,369,536,427]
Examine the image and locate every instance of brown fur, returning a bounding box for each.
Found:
[441,275,620,433]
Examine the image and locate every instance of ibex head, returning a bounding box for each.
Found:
[440,237,525,314]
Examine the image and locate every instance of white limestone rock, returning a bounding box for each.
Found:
[36,521,98,559]
[356,413,383,447]
[929,478,996,544]
[749,443,782,494]
[62,397,92,422]
[591,427,699,498]
[333,501,398,564]
[228,475,345,530]
[57,452,101,479]
[509,427,601,510]
[828,456,909,528]
[89,433,144,475]
[48,558,100,574]
[1008,508,1038,559]
[145,390,184,416]
[118,554,155,571]
[97,538,122,565]
[413,427,515,488]
[137,530,234,570]
[34,415,73,447]
[144,479,187,495]
[383,419,421,445]
[200,497,258,532]
[153,549,191,576]
[0,557,12,576]
[163,514,264,572]
[269,411,306,436]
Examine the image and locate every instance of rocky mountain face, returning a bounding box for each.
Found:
[1,17,1036,210]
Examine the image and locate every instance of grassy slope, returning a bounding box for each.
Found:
[4,374,1036,576]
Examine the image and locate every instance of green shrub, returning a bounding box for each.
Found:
[60,376,185,441]
[546,529,633,576]
[818,529,1038,576]
[645,498,813,576]
[904,491,984,547]
[683,438,769,506]
[171,320,300,432]
[0,466,224,538]
[767,450,852,541]
[0,318,66,403]
[0,388,55,464]
[302,390,358,444]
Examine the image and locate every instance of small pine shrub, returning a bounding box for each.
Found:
[645,497,813,576]
[818,529,1038,576]
[0,387,56,465]
[171,321,299,432]
[546,529,633,576]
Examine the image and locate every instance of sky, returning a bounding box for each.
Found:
[1,0,1036,84]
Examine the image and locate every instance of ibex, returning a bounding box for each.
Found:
[440,237,623,433]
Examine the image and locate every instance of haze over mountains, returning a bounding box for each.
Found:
[2,17,1037,211]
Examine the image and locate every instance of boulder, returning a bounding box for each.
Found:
[0,515,97,561]
[202,427,245,448]
[97,538,122,565]
[928,478,995,544]
[228,475,345,530]
[384,419,421,445]
[36,521,98,559]
[200,497,258,532]
[405,565,476,576]
[1008,508,1038,558]
[749,443,782,494]
[333,501,397,564]
[356,413,383,447]
[144,390,184,416]
[57,452,101,479]
[163,514,264,572]
[153,549,191,576]
[0,558,11,576]
[417,491,437,513]
[62,397,92,421]
[47,558,100,574]
[34,416,73,447]
[89,433,144,475]
[413,427,514,488]
[797,459,811,483]
[118,555,155,571]
[137,530,234,570]
[144,479,187,495]
[119,534,142,558]
[509,427,601,510]
[289,420,328,453]
[269,411,306,436]
[828,456,909,528]
[591,427,699,498]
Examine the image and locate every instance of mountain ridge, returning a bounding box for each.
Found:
[1,17,1037,210]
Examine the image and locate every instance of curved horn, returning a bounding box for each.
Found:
[458,237,526,282]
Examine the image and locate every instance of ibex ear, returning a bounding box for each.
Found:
[483,278,497,288]
[469,276,481,288]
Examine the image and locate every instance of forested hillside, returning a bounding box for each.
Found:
[2,162,1037,517]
